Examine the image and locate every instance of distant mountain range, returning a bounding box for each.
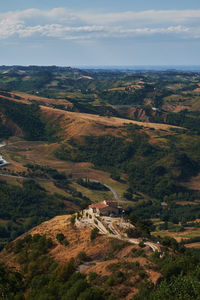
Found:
[1,65,200,73]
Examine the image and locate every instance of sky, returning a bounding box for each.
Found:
[0,0,200,66]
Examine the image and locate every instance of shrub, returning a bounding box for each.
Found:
[90,228,99,241]
[77,251,88,263]
[106,275,115,286]
[109,239,129,252]
[139,241,145,248]
[56,233,65,243]
[56,233,69,246]
[70,215,76,225]
[88,272,98,282]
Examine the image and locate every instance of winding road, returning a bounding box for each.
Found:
[0,142,121,201]
[1,141,160,253]
[85,178,121,201]
[77,213,160,253]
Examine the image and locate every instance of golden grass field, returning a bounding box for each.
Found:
[0,215,161,299]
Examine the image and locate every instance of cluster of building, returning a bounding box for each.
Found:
[88,200,120,216]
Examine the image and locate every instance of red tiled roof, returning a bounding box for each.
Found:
[89,202,108,210]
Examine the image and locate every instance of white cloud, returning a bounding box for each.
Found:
[79,10,200,25]
[0,8,200,40]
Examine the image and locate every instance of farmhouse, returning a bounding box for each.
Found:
[88,200,119,216]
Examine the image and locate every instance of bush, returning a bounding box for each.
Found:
[88,272,98,282]
[70,215,76,225]
[109,239,130,252]
[56,233,65,243]
[77,251,88,263]
[106,275,115,286]
[139,241,145,248]
[90,228,99,241]
[56,233,69,246]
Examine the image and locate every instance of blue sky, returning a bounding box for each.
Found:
[0,0,200,66]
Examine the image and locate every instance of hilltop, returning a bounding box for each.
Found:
[0,214,161,300]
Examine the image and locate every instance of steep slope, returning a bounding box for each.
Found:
[41,105,182,140]
[0,215,161,299]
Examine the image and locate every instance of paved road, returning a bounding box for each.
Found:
[0,173,51,181]
[78,213,160,253]
[0,141,121,201]
[85,178,121,201]
[77,261,100,272]
[1,140,160,253]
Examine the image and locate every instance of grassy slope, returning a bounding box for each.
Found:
[0,215,161,299]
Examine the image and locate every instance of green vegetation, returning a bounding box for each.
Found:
[0,178,87,249]
[55,135,135,170]
[127,213,152,237]
[2,66,200,299]
[55,127,200,203]
[71,101,120,117]
[98,86,152,105]
[103,260,147,298]
[0,98,60,141]
[4,233,200,300]
[0,179,63,247]
[56,233,69,246]
[1,234,103,300]
[77,178,109,191]
[109,239,130,252]
[77,251,88,263]
[129,200,200,224]
[90,227,99,241]
[134,243,200,300]
[25,163,67,180]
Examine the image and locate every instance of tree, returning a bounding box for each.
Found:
[90,228,99,241]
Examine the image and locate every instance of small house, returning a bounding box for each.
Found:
[89,200,119,216]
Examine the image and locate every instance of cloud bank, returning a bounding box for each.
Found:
[0,8,200,41]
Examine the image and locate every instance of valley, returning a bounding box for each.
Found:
[1,66,200,299]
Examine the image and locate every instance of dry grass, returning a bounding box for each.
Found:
[186,173,200,191]
[185,242,200,248]
[2,138,129,201]
[153,226,200,243]
[21,215,110,263]
[0,215,161,300]
[0,91,72,109]
[41,106,181,136]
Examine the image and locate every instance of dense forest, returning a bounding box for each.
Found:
[0,179,64,249]
[0,98,59,141]
[0,177,91,250]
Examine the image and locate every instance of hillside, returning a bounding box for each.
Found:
[2,213,200,300]
[0,214,162,300]
[2,67,200,299]
[0,90,182,138]
[40,105,182,139]
[1,88,200,250]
